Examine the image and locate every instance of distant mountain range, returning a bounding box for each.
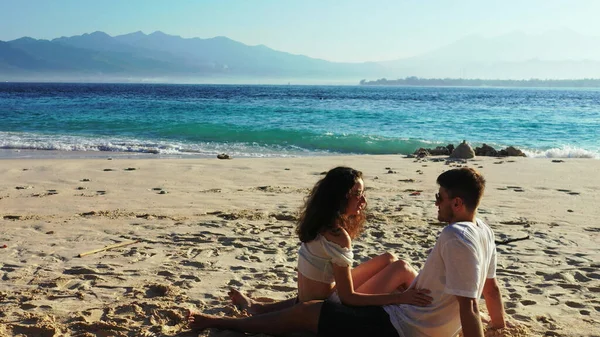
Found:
[2,30,600,83]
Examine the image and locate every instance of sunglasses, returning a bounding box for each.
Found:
[350,190,366,198]
[435,193,442,203]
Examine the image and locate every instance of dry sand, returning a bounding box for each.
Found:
[0,155,598,337]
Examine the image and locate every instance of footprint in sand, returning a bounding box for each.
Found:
[228,279,244,287]
[520,299,536,306]
[557,283,582,290]
[179,274,201,282]
[543,249,560,256]
[157,270,175,277]
[512,314,532,322]
[586,272,600,279]
[527,288,544,295]
[505,186,524,192]
[574,272,592,282]
[565,301,585,309]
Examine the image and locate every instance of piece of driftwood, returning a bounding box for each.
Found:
[78,240,139,257]
[495,235,530,246]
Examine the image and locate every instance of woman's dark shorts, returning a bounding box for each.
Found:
[317,299,399,337]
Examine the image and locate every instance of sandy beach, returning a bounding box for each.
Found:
[0,154,598,337]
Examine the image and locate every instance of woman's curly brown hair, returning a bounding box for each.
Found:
[296,166,366,242]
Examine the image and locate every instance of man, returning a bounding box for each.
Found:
[189,168,507,337]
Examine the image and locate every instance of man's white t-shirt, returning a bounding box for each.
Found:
[384,218,497,337]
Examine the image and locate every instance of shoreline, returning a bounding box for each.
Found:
[1,155,598,336]
[1,148,598,161]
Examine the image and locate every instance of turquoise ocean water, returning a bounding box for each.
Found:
[0,83,598,158]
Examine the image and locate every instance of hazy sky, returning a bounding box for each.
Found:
[1,0,599,62]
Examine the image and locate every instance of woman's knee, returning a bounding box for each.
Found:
[379,252,397,264]
[392,259,416,274]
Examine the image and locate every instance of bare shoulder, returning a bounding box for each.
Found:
[322,227,351,248]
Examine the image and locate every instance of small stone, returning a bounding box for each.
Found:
[46,231,55,235]
[217,153,230,160]
[567,209,574,213]
[159,190,167,195]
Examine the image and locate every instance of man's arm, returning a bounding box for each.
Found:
[482,278,506,329]
[456,296,484,337]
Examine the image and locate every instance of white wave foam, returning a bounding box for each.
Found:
[0,132,332,158]
[522,146,599,159]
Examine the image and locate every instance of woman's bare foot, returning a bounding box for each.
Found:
[228,288,261,315]
[188,311,217,330]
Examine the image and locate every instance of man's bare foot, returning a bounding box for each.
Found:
[228,288,261,315]
[188,311,217,330]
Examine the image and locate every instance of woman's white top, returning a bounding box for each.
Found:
[297,234,354,283]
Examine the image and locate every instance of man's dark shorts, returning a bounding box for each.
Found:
[317,299,399,337]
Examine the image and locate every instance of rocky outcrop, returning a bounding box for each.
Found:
[413,144,454,158]
[412,142,525,158]
[499,146,526,157]
[474,144,498,157]
[449,140,475,159]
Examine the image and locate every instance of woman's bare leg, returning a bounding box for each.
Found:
[228,289,297,315]
[356,259,418,294]
[350,252,397,289]
[189,300,322,335]
[229,252,409,315]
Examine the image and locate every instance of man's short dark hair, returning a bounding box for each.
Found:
[436,168,486,211]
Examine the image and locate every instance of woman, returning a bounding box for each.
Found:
[226,166,430,316]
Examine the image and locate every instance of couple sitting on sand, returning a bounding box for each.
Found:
[190,166,509,337]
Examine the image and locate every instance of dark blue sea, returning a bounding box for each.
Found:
[1,83,598,158]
